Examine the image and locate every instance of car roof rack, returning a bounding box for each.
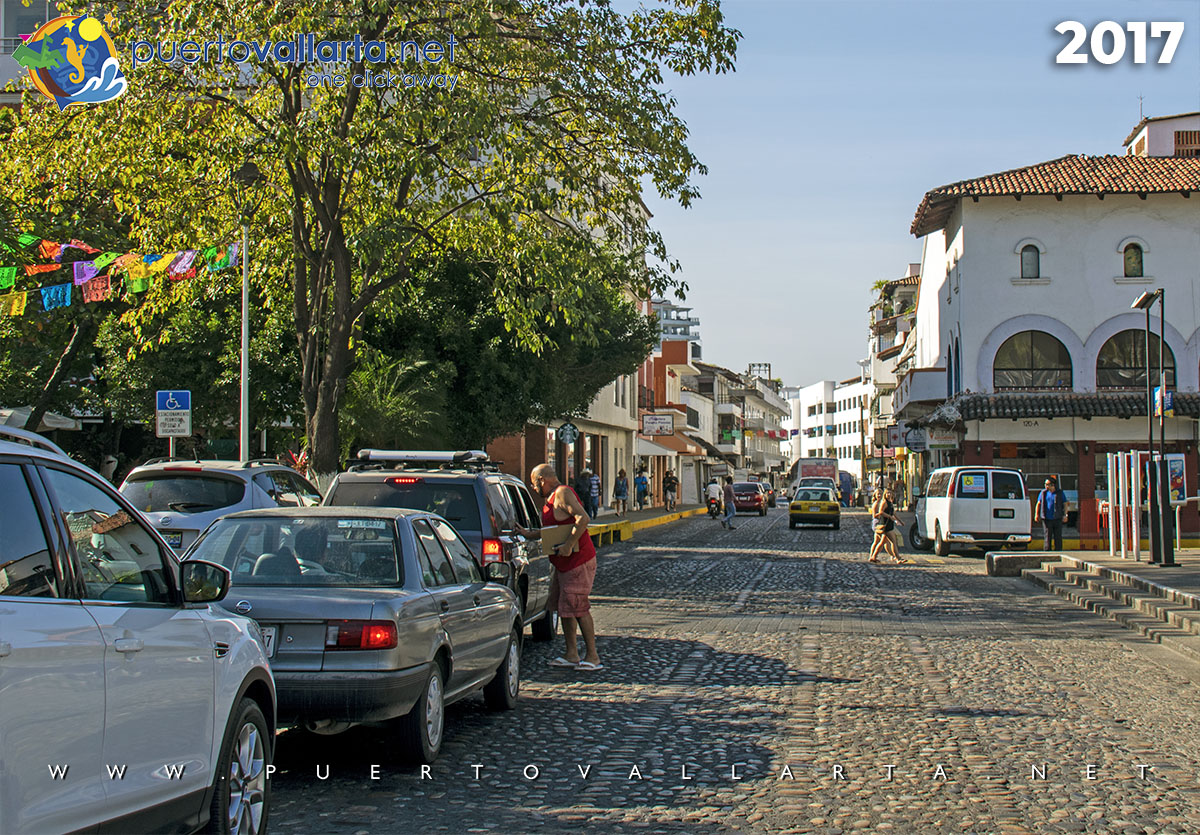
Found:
[140,455,204,467]
[347,449,502,474]
[239,458,284,469]
[0,424,68,457]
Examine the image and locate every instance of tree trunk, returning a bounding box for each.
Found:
[24,318,97,434]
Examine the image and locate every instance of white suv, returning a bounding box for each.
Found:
[121,459,322,552]
[913,465,1033,556]
[0,426,275,834]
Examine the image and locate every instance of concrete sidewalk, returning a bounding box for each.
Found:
[588,503,707,547]
[1057,547,1200,599]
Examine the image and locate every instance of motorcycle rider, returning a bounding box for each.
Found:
[705,478,722,517]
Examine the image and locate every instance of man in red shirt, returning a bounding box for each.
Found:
[530,464,602,670]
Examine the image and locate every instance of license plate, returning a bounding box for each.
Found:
[809,505,821,512]
[995,509,1015,519]
[162,531,183,549]
[260,627,277,657]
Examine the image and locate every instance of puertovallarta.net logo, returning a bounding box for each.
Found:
[13,12,127,110]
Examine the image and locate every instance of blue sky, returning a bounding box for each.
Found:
[641,0,1200,386]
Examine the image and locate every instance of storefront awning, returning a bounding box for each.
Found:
[637,437,677,456]
[652,432,702,456]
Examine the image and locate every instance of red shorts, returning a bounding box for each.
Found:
[548,557,596,618]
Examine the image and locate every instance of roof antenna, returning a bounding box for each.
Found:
[1138,93,1144,120]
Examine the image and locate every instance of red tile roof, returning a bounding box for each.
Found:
[911,155,1200,237]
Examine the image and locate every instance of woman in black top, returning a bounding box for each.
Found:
[868,489,903,563]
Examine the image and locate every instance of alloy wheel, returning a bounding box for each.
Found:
[227,721,266,835]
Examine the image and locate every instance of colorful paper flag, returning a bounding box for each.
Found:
[17,233,40,248]
[73,261,98,285]
[66,239,100,255]
[206,247,230,271]
[0,267,16,290]
[41,282,72,311]
[168,250,197,277]
[25,264,61,276]
[110,254,141,271]
[0,291,28,316]
[82,275,112,303]
[93,252,120,271]
[148,253,177,273]
[38,239,62,262]
[126,273,151,293]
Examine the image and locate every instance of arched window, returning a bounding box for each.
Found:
[1096,329,1175,389]
[1020,245,1040,278]
[993,331,1072,390]
[1123,243,1144,278]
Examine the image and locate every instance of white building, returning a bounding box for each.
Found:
[893,112,1200,545]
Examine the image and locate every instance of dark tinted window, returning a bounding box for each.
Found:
[0,464,58,598]
[486,482,515,532]
[45,468,172,604]
[253,471,322,508]
[431,518,481,583]
[991,472,1025,500]
[515,485,542,530]
[412,520,456,587]
[956,471,989,499]
[121,474,246,514]
[189,516,400,586]
[328,480,483,532]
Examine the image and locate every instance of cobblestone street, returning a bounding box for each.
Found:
[270,509,1200,834]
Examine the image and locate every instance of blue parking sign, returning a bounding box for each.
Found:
[156,390,191,411]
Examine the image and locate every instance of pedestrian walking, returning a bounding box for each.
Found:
[613,469,629,517]
[721,476,738,529]
[662,470,678,511]
[530,464,602,671]
[1035,476,1066,551]
[588,470,602,518]
[634,469,649,511]
[868,488,903,563]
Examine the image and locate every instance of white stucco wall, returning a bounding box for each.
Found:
[916,193,1200,396]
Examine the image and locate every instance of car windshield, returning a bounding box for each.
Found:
[121,474,246,514]
[188,516,401,587]
[327,480,483,531]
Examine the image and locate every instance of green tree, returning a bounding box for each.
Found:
[13,0,738,479]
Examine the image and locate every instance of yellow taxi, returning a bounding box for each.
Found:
[789,486,840,530]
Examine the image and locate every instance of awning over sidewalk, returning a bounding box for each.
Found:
[0,407,81,432]
[637,437,677,457]
[647,432,702,456]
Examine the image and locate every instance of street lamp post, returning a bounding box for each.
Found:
[1132,290,1164,563]
[1157,290,1175,565]
[233,161,265,462]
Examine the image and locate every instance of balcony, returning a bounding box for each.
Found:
[716,399,743,416]
[893,367,948,416]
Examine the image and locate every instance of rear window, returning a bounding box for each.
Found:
[188,516,401,586]
[121,474,246,514]
[793,489,834,502]
[733,482,759,491]
[991,472,1025,500]
[327,480,483,532]
[956,471,989,499]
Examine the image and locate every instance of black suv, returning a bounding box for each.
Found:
[323,450,557,640]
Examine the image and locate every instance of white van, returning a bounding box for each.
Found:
[915,466,1032,555]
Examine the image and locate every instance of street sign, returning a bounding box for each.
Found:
[555,422,579,445]
[155,390,192,438]
[641,414,674,436]
[904,428,928,452]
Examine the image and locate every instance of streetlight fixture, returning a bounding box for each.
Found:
[233,161,266,463]
[1131,289,1169,564]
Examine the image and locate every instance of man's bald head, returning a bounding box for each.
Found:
[530,464,559,497]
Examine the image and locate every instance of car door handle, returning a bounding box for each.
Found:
[0,641,10,658]
[113,638,144,654]
[439,600,450,613]
[473,595,481,606]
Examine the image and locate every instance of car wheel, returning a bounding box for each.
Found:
[909,520,934,552]
[789,521,796,529]
[206,698,270,835]
[483,629,521,711]
[832,520,840,530]
[399,663,445,763]
[530,609,558,641]
[933,523,950,557]
[760,508,767,516]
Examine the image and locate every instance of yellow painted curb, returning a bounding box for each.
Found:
[629,506,707,533]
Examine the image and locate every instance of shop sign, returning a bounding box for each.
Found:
[926,429,959,450]
[641,414,674,436]
[904,428,928,452]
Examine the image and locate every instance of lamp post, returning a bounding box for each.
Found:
[233,161,265,462]
[1132,290,1164,563]
[1157,290,1175,565]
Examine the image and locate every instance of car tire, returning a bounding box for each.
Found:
[760,508,767,516]
[832,521,840,530]
[934,523,950,557]
[483,629,521,711]
[530,608,558,641]
[399,663,445,764]
[909,520,934,552]
[789,521,796,529]
[206,697,270,835]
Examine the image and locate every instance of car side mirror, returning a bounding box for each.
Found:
[485,562,514,585]
[181,560,231,604]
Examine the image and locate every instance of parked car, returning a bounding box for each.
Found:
[797,476,839,498]
[183,506,522,763]
[0,425,275,835]
[730,481,767,516]
[120,458,323,553]
[914,466,1032,555]
[323,449,556,640]
[789,486,841,529]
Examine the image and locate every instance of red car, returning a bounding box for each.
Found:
[731,481,767,516]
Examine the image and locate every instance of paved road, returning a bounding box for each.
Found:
[270,508,1200,834]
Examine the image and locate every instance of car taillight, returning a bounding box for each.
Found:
[385,476,423,486]
[481,538,504,564]
[325,620,398,650]
[164,466,203,472]
[949,479,957,497]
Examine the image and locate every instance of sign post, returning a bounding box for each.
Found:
[156,390,192,458]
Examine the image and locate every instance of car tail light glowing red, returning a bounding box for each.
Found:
[325,620,398,650]
[385,476,423,486]
[164,466,202,472]
[481,538,503,564]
